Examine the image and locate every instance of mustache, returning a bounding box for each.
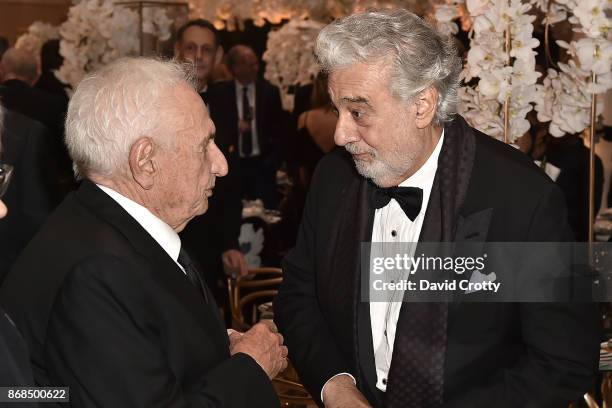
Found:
[345,143,374,156]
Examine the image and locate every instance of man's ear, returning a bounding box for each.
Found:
[214,46,224,66]
[129,137,156,190]
[173,42,181,59]
[414,87,439,129]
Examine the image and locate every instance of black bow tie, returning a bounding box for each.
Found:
[370,184,423,221]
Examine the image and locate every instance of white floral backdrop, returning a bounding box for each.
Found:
[14,0,612,141]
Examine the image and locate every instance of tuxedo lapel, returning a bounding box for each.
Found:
[74,181,229,352]
[326,175,377,390]
[386,117,476,407]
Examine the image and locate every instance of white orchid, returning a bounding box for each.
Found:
[433,1,464,36]
[532,0,611,137]
[15,22,60,57]
[143,8,174,41]
[263,19,324,111]
[466,0,491,16]
[459,0,540,143]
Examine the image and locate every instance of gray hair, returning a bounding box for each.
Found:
[315,9,462,126]
[1,48,38,84]
[65,57,196,179]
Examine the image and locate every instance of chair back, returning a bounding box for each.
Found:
[227,267,282,330]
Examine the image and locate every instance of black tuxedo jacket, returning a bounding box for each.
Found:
[208,79,284,161]
[0,181,278,407]
[275,116,600,407]
[0,108,57,283]
[0,308,35,387]
[180,84,243,278]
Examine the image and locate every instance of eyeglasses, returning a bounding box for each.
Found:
[0,163,13,198]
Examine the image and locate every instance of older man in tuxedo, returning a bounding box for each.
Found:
[275,9,600,408]
[1,58,286,406]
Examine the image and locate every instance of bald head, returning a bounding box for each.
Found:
[226,45,259,85]
[1,48,38,85]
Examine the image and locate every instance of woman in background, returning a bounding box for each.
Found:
[279,73,337,249]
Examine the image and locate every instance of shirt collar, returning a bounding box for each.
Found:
[96,184,182,263]
[235,80,254,92]
[398,128,444,189]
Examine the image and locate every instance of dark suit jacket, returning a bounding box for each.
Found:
[0,181,278,407]
[0,80,65,140]
[209,79,285,163]
[0,108,56,283]
[180,84,243,283]
[0,308,35,387]
[275,116,601,407]
[0,79,72,192]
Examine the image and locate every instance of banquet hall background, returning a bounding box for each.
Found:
[0,0,611,405]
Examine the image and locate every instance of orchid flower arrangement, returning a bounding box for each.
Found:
[533,0,611,137]
[456,0,541,142]
[263,19,324,111]
[56,0,174,88]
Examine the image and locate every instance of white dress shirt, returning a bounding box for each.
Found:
[235,80,260,157]
[96,184,185,274]
[320,130,444,401]
[370,130,444,391]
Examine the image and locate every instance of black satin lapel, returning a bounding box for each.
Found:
[328,177,376,391]
[455,209,493,243]
[355,181,379,405]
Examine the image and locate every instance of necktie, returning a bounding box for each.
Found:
[177,248,209,303]
[370,185,423,221]
[241,86,253,156]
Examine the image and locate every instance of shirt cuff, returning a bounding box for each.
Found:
[321,372,357,404]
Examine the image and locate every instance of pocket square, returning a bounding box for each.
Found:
[465,270,497,294]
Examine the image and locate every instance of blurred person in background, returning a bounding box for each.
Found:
[174,20,247,325]
[0,103,36,389]
[0,48,67,200]
[214,44,286,209]
[0,101,55,283]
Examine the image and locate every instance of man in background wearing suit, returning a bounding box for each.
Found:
[214,45,285,208]
[0,48,67,201]
[0,104,36,391]
[275,9,600,408]
[0,105,56,283]
[1,58,286,406]
[174,20,248,323]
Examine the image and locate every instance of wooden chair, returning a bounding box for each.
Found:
[227,267,283,331]
[227,267,316,407]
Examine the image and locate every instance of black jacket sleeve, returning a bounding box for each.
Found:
[444,183,601,408]
[45,255,277,408]
[275,164,352,404]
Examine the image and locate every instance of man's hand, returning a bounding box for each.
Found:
[222,249,248,277]
[229,322,288,379]
[322,375,371,408]
[227,328,243,349]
